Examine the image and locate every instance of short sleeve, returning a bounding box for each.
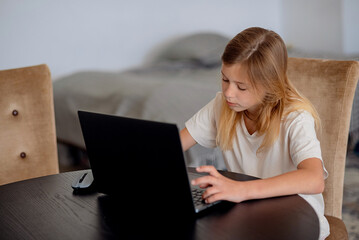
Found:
[287,111,328,178]
[185,92,222,148]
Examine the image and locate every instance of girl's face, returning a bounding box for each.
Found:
[221,63,265,114]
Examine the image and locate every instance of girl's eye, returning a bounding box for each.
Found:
[222,77,246,90]
[237,85,247,91]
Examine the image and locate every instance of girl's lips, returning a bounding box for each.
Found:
[226,101,237,107]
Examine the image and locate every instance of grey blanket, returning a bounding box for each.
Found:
[54,64,226,168]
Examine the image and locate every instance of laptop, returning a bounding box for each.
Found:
[77,110,223,217]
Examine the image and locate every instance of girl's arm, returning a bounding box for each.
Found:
[192,158,325,204]
[180,127,197,151]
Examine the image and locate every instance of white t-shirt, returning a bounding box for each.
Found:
[185,92,330,239]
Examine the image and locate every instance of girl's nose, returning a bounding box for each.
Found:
[224,83,235,98]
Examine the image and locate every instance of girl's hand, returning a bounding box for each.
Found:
[191,158,325,204]
[191,165,247,204]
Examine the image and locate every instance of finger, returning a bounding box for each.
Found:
[205,192,225,204]
[191,175,217,186]
[196,165,221,177]
[199,183,210,188]
[202,187,220,200]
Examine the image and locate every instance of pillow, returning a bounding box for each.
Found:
[151,32,230,67]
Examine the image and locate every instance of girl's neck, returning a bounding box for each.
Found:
[243,110,258,122]
[243,110,257,135]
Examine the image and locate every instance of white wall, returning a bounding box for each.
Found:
[343,0,359,55]
[281,0,359,56]
[1,0,357,80]
[0,0,281,80]
[281,0,342,54]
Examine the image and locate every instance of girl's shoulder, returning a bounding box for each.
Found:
[282,110,315,128]
[214,91,223,101]
[199,92,223,111]
[212,91,224,109]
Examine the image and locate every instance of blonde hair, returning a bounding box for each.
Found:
[217,27,321,152]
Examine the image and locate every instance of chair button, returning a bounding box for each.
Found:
[20,152,26,159]
[12,110,19,116]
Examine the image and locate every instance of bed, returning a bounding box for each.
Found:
[54,32,230,170]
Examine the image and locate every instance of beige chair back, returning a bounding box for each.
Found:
[287,58,359,219]
[0,64,59,185]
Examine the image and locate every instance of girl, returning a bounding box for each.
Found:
[180,27,329,239]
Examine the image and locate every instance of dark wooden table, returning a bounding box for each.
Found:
[0,168,319,240]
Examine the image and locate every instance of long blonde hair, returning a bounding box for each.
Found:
[217,27,320,153]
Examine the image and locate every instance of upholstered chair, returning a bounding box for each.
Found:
[287,58,359,240]
[0,64,59,186]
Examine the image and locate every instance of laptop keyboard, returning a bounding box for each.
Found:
[192,188,208,208]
